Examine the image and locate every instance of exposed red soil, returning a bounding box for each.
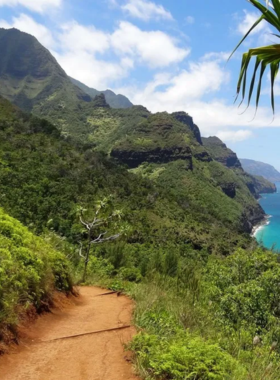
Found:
[0,287,139,380]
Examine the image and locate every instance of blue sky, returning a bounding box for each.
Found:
[1,0,280,169]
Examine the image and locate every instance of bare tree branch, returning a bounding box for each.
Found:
[79,203,122,282]
[80,215,108,230]
[79,216,90,230]
[91,233,121,244]
[78,242,86,259]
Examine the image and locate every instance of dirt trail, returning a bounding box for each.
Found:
[0,287,139,380]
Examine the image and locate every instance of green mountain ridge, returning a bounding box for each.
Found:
[0,28,91,111]
[70,77,133,109]
[0,94,258,255]
[240,158,280,183]
[203,136,277,196]
[0,27,271,243]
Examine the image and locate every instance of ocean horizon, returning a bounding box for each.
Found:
[255,182,280,252]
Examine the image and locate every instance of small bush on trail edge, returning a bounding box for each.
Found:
[130,332,246,379]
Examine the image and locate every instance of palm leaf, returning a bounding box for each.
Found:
[230,0,280,113]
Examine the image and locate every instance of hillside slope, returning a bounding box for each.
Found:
[0,28,91,112]
[240,158,280,183]
[0,95,257,255]
[203,136,276,196]
[0,28,134,140]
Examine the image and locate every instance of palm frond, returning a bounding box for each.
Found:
[236,45,280,112]
[230,0,280,113]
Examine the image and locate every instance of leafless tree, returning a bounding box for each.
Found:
[78,201,122,282]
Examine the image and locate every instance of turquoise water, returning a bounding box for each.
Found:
[255,182,280,251]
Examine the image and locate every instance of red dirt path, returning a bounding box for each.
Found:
[0,287,139,380]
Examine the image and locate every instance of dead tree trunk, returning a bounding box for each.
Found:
[79,211,121,282]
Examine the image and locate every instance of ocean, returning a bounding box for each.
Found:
[255,182,280,251]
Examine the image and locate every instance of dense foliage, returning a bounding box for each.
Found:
[0,96,258,255]
[120,247,280,379]
[0,207,72,343]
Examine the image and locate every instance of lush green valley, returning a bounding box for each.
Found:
[1,26,280,379]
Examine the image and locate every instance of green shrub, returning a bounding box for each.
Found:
[0,208,72,327]
[118,267,142,282]
[205,248,280,332]
[131,332,246,379]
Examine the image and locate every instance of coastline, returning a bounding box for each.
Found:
[251,215,271,237]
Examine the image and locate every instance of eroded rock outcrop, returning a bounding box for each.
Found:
[202,136,241,168]
[172,112,203,145]
[111,146,193,169]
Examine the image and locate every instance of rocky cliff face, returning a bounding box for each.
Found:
[172,112,203,145]
[110,112,211,169]
[111,146,193,169]
[92,93,110,108]
[245,174,277,196]
[220,183,236,198]
[202,136,276,197]
[202,136,241,168]
[240,204,266,233]
[200,135,268,230]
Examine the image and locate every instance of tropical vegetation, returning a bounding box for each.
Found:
[0,207,72,352]
[230,0,280,112]
[1,24,280,379]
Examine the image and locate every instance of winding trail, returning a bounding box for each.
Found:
[0,287,139,380]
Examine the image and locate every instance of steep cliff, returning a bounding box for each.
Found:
[202,136,241,168]
[241,158,280,183]
[110,112,209,168]
[202,136,276,196]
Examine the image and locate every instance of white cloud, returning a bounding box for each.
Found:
[121,0,173,21]
[59,22,110,54]
[125,60,229,110]
[237,10,266,36]
[202,51,230,62]
[111,21,189,68]
[53,51,131,90]
[0,0,62,13]
[217,130,253,142]
[185,16,195,25]
[0,14,56,49]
